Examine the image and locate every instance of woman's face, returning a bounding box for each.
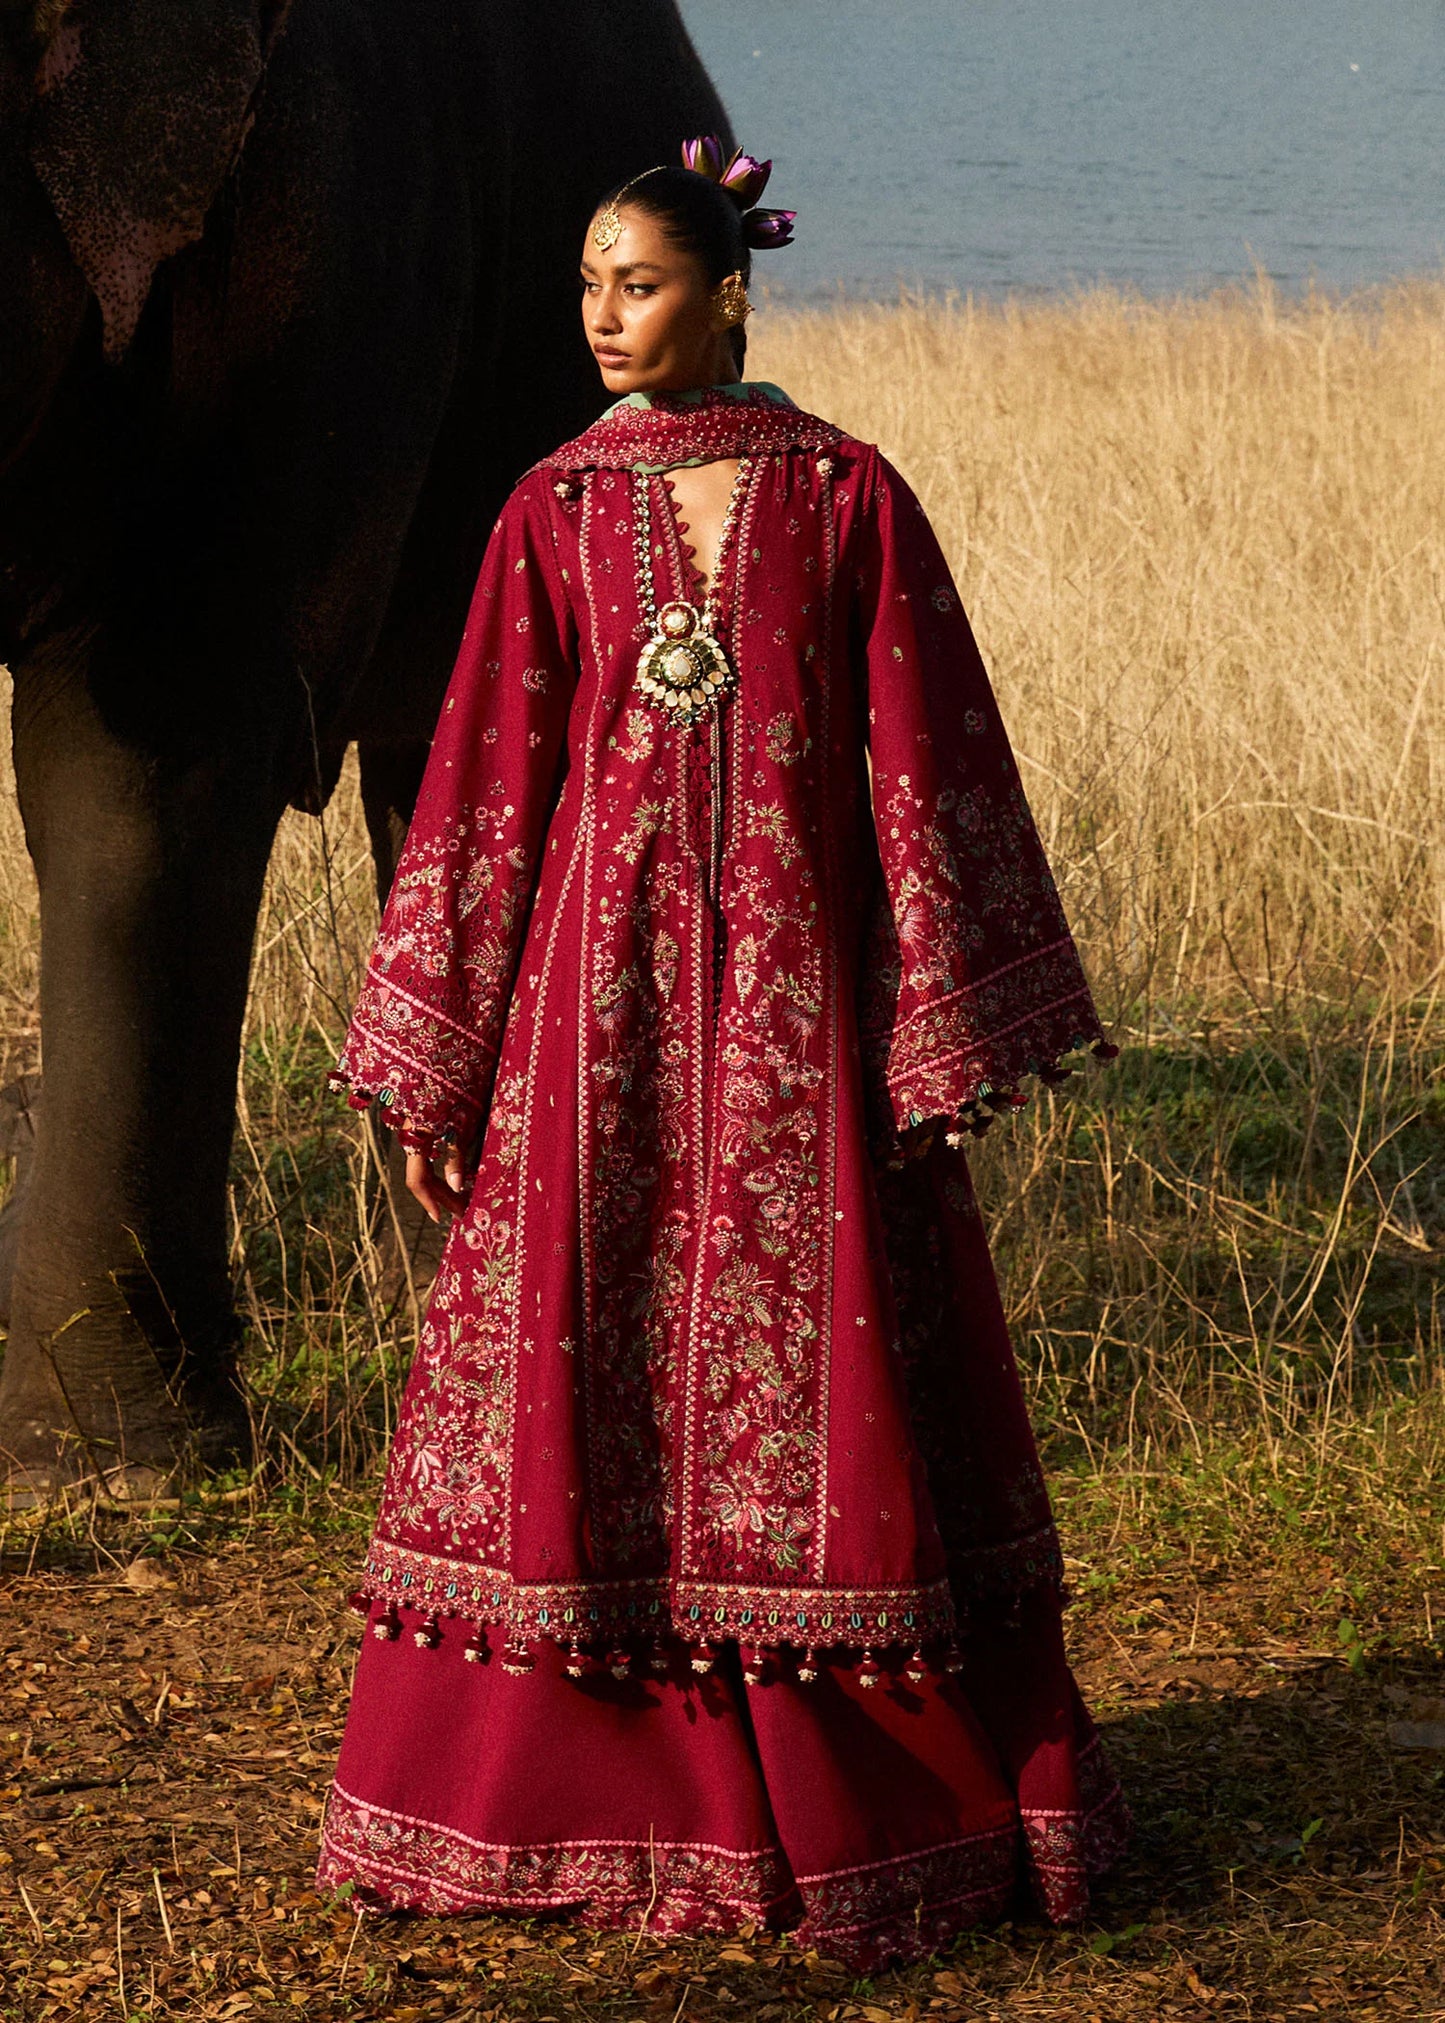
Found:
[580,205,737,397]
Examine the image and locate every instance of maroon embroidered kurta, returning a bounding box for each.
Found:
[331,385,1110,1664]
[321,385,1126,1961]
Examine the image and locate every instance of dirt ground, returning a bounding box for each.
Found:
[2,1517,1444,2023]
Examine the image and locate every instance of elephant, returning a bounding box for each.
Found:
[0,0,727,1490]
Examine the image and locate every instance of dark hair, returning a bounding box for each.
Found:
[597,165,753,373]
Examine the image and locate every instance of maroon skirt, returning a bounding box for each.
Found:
[317,1591,1126,1972]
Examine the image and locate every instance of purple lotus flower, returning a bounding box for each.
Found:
[744,208,797,249]
[681,137,773,206]
[681,134,727,180]
[680,136,794,246]
[719,152,772,207]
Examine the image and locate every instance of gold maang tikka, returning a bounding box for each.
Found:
[592,166,669,251]
[592,199,624,251]
[713,271,753,328]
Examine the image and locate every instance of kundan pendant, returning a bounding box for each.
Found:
[630,459,752,729]
[635,600,735,726]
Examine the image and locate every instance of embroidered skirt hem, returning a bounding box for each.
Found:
[317,1607,1128,1973]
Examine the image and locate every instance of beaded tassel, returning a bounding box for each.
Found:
[905,1646,928,1684]
[500,1640,535,1677]
[943,1639,965,1674]
[742,1646,766,1686]
[690,1641,718,1675]
[372,1601,401,1642]
[795,1647,820,1684]
[564,1639,587,1679]
[607,1648,632,1681]
[413,1612,442,1650]
[648,1642,672,1674]
[1004,1593,1024,1630]
[462,1624,486,1664]
[856,1647,882,1689]
[346,1589,371,1618]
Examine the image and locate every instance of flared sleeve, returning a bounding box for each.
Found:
[853,450,1112,1140]
[329,474,577,1156]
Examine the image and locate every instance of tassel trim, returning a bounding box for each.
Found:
[325,1067,475,1162]
[348,1528,1068,1654]
[344,1542,1003,1651]
[349,1590,1068,1687]
[894,1035,1120,1164]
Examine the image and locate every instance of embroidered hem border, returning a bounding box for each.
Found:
[319,1785,797,1939]
[317,1740,1130,1969]
[1021,1731,1134,1928]
[948,1522,1068,1606]
[878,949,1110,1137]
[355,1537,961,1647]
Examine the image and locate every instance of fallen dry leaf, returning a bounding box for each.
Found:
[1386,1719,1445,1750]
[122,1557,173,1592]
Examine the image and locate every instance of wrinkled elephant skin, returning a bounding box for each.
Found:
[0,0,727,1488]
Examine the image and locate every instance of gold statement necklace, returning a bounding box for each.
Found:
[632,457,752,727]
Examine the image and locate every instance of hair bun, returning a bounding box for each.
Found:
[680,135,796,250]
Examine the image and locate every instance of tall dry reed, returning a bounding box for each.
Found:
[756,282,1445,1020]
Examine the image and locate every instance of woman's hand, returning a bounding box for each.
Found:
[405,1130,476,1224]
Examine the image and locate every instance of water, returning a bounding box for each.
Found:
[677,0,1445,300]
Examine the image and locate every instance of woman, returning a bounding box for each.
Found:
[318,138,1127,1969]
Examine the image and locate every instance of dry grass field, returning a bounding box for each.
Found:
[2,283,1444,2019]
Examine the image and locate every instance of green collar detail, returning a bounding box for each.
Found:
[601,381,795,420]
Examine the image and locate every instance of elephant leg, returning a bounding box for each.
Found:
[0,1074,42,1330]
[356,738,443,1315]
[0,659,287,1490]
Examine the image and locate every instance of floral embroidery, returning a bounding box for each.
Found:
[686,699,832,1584]
[582,914,691,1571]
[611,795,672,866]
[531,383,843,481]
[609,707,658,766]
[765,711,809,766]
[743,799,805,867]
